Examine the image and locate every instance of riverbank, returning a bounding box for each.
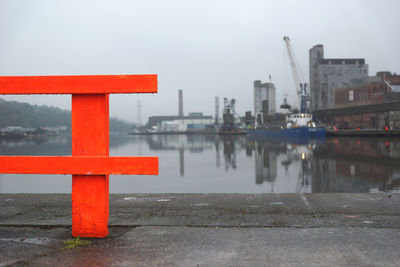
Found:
[129,131,247,135]
[129,129,400,137]
[327,129,400,137]
[1,193,399,266]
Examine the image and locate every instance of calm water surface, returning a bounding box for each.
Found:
[0,134,399,193]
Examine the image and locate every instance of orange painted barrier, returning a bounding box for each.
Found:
[0,74,158,238]
[0,156,158,175]
[0,74,157,94]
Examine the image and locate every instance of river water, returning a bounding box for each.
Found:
[0,134,399,193]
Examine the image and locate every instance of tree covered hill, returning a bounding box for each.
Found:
[0,98,134,132]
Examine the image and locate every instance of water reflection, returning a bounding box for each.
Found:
[143,134,247,175]
[313,138,400,193]
[144,134,216,177]
[248,137,317,193]
[222,137,237,170]
[247,137,400,193]
[0,135,71,155]
[0,134,399,193]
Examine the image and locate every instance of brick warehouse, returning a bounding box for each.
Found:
[332,72,400,129]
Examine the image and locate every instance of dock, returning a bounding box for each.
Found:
[327,129,400,137]
[1,193,400,266]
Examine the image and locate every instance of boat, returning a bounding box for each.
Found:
[248,82,325,138]
[247,36,326,138]
[247,112,325,138]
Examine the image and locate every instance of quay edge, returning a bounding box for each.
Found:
[1,193,400,266]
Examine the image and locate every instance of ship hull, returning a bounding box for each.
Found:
[247,126,326,138]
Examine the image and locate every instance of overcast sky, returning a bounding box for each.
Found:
[0,0,399,124]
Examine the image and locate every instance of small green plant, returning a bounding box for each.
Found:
[62,237,91,250]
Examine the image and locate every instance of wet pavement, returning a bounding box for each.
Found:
[1,193,400,266]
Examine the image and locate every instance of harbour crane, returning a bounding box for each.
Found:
[222,98,243,132]
[282,36,309,114]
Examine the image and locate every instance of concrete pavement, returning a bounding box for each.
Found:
[1,193,399,266]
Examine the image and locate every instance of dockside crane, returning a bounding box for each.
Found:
[282,36,309,114]
[222,98,242,131]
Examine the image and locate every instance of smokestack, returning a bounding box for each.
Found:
[215,96,219,124]
[178,89,183,116]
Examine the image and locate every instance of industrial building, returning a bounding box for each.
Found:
[335,72,400,108]
[309,44,368,110]
[332,72,400,129]
[146,90,214,132]
[253,80,276,118]
[314,71,400,129]
[147,114,213,128]
[159,115,214,133]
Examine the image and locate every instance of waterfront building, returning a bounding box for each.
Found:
[253,80,276,118]
[147,112,214,132]
[332,72,400,129]
[160,117,214,133]
[309,44,368,110]
[313,71,400,129]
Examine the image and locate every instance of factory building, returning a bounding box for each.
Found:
[146,90,214,132]
[160,116,214,133]
[253,80,276,117]
[147,113,213,129]
[332,72,400,129]
[309,44,368,110]
[335,72,400,107]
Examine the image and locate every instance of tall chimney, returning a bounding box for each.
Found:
[178,89,183,116]
[215,96,219,124]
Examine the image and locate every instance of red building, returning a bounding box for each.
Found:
[333,72,400,129]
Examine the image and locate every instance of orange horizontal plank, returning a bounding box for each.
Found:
[0,156,158,175]
[0,74,157,94]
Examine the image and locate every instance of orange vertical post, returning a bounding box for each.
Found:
[0,74,158,238]
[71,94,110,237]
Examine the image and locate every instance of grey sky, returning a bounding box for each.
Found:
[0,0,399,123]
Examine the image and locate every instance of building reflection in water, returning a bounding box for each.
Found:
[215,139,221,168]
[146,134,216,177]
[250,137,314,193]
[221,136,247,171]
[145,134,247,176]
[144,134,400,193]
[255,142,277,186]
[246,136,400,193]
[312,138,400,193]
[223,137,237,170]
[179,148,184,176]
[1,134,400,193]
